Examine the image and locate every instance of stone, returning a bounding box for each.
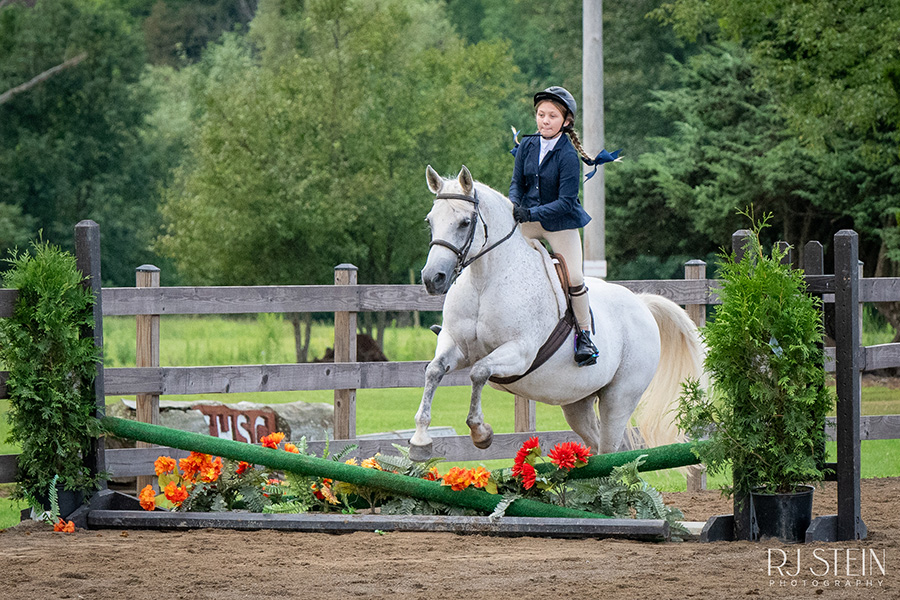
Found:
[106,398,334,446]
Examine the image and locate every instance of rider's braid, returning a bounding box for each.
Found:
[564,126,594,164]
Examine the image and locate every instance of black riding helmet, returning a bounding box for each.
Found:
[533,86,577,121]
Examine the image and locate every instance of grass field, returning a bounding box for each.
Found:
[2,315,899,528]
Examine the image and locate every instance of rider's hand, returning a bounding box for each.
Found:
[513,206,531,223]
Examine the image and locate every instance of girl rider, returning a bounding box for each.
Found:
[509,86,607,367]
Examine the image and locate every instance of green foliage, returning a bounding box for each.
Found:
[158,0,522,287]
[566,457,690,540]
[652,1,900,147]
[0,240,105,500]
[0,0,173,285]
[676,213,834,495]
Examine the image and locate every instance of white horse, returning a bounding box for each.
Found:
[409,165,704,461]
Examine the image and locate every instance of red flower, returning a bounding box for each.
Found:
[548,441,592,471]
[512,437,541,476]
[423,467,441,481]
[236,461,251,475]
[520,463,536,490]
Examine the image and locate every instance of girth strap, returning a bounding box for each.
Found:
[489,307,576,385]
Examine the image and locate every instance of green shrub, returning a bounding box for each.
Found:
[676,213,833,495]
[0,239,105,501]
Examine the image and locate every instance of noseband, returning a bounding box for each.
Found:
[429,190,517,284]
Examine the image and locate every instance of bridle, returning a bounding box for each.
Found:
[429,190,518,284]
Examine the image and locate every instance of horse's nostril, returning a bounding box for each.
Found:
[433,272,446,285]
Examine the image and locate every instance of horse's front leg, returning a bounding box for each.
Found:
[409,333,465,461]
[466,341,533,449]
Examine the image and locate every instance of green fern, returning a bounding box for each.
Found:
[489,494,520,521]
[239,486,268,512]
[331,443,358,462]
[47,475,60,523]
[263,500,308,514]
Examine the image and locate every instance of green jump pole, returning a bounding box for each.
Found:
[536,441,707,480]
[102,417,610,520]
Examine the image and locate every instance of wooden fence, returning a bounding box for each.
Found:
[1,224,900,519]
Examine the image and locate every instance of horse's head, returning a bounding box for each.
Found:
[422,165,480,295]
[421,165,517,295]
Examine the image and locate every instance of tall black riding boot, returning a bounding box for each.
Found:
[574,329,599,367]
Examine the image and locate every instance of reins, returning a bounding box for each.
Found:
[429,190,518,284]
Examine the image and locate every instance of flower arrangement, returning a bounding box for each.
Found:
[135,434,685,537]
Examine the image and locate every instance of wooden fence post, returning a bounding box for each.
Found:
[684,259,707,492]
[74,220,106,489]
[136,265,160,492]
[334,264,358,440]
[514,395,536,434]
[833,231,864,540]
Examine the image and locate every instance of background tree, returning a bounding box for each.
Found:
[157,0,523,355]
[0,0,173,285]
[652,0,900,336]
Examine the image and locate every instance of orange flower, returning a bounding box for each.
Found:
[139,484,157,511]
[154,456,177,476]
[360,455,383,470]
[261,432,286,449]
[54,518,75,533]
[164,481,189,506]
[179,452,210,482]
[470,466,491,489]
[344,458,359,466]
[284,443,300,454]
[236,461,251,475]
[423,467,441,481]
[200,456,223,483]
[442,467,474,491]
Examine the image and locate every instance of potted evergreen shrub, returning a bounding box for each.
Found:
[0,239,106,517]
[676,213,833,543]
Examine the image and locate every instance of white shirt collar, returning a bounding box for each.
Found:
[539,134,562,164]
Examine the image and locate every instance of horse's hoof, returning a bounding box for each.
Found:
[408,441,434,462]
[472,426,494,449]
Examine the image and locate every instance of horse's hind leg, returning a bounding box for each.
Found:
[560,395,603,453]
[594,381,645,454]
[410,335,465,461]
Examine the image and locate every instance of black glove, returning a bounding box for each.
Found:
[513,205,531,223]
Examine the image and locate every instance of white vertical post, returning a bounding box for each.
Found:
[582,0,606,278]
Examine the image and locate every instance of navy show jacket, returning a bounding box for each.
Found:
[508,133,591,232]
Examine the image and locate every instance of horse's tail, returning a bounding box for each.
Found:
[632,294,706,449]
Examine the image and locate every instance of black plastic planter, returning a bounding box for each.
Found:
[36,484,85,520]
[751,485,814,543]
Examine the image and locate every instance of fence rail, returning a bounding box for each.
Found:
[2,227,900,496]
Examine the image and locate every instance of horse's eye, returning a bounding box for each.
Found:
[459,217,472,229]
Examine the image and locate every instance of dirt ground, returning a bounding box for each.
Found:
[0,478,895,599]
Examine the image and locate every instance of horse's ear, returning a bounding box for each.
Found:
[458,165,473,196]
[426,165,443,194]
